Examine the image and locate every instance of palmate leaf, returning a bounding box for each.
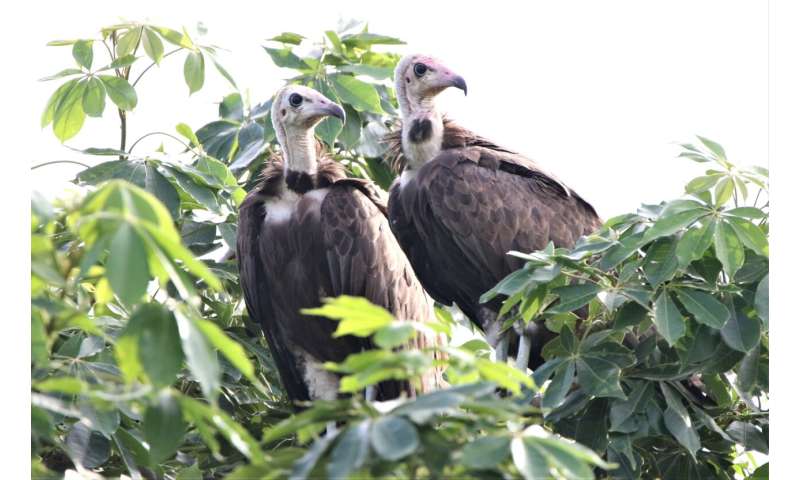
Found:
[184,51,205,94]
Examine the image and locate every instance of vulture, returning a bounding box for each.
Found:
[386,55,602,371]
[237,85,440,405]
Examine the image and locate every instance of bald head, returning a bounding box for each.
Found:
[271,85,344,174]
[394,54,467,118]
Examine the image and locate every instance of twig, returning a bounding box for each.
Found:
[131,48,182,87]
[31,160,91,170]
[127,131,193,154]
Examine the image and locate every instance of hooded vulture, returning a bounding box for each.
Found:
[237,85,440,405]
[386,55,602,371]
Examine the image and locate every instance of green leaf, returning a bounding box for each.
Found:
[263,47,308,69]
[183,51,205,94]
[145,164,180,219]
[543,361,575,409]
[326,421,370,479]
[72,40,93,69]
[576,356,626,399]
[330,74,383,114]
[697,135,727,161]
[193,316,256,383]
[675,289,729,329]
[175,311,221,400]
[212,58,238,89]
[143,392,187,464]
[52,80,86,141]
[653,290,685,346]
[725,206,765,219]
[685,175,720,194]
[726,421,768,454]
[270,32,305,44]
[714,178,734,206]
[176,123,200,146]
[462,436,510,470]
[728,218,769,257]
[549,284,601,313]
[370,416,419,461]
[511,437,550,480]
[755,276,768,327]
[676,220,715,266]
[720,306,761,352]
[663,406,701,459]
[99,75,137,110]
[128,304,183,387]
[644,208,707,242]
[142,27,164,63]
[41,79,78,127]
[113,429,149,478]
[302,296,394,337]
[374,323,415,349]
[609,381,650,431]
[106,224,150,305]
[81,76,106,117]
[714,221,745,278]
[116,27,142,57]
[65,421,111,469]
[642,237,679,286]
[339,105,362,149]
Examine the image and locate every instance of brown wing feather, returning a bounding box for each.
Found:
[389,146,601,323]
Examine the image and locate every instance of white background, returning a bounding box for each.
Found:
[5,1,798,478]
[27,1,768,219]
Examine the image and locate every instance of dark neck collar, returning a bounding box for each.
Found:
[285,169,315,194]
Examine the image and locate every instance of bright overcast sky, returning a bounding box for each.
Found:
[26,0,768,219]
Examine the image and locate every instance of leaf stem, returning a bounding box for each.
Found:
[127,131,193,153]
[31,160,91,170]
[131,48,182,87]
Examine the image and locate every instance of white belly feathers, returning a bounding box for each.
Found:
[264,188,329,224]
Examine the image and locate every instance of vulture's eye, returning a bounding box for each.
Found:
[289,93,303,107]
[413,63,428,77]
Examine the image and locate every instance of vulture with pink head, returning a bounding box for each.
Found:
[385,55,602,371]
[237,85,441,405]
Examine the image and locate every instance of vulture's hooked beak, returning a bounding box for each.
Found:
[451,75,467,96]
[313,102,345,122]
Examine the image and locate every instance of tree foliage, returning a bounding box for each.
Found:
[32,20,768,479]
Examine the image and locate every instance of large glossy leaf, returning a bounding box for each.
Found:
[675,289,729,329]
[106,224,150,305]
[676,220,715,266]
[82,76,106,117]
[183,51,205,94]
[143,392,186,463]
[175,311,221,400]
[461,436,510,470]
[99,75,137,110]
[755,276,768,327]
[326,420,370,479]
[370,416,419,461]
[72,40,93,69]
[65,421,111,469]
[52,79,86,141]
[714,221,745,278]
[720,306,761,352]
[142,27,164,64]
[642,237,679,286]
[330,74,383,114]
[653,290,684,345]
[128,304,183,387]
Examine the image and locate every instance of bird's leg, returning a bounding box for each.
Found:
[325,422,337,436]
[514,325,533,372]
[364,385,376,402]
[495,333,510,363]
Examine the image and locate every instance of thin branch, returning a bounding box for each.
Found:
[128,131,193,154]
[31,160,91,170]
[131,48,182,87]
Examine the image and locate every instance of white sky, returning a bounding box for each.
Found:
[25,0,768,219]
